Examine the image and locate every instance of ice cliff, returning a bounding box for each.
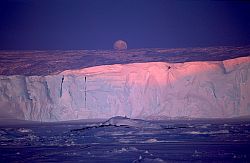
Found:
[1,56,250,121]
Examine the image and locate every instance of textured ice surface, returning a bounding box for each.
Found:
[1,46,249,76]
[0,56,250,121]
[1,119,250,162]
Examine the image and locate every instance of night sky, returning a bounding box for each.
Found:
[0,0,250,50]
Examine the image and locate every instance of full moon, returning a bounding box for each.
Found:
[113,40,128,50]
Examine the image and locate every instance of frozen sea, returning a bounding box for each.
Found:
[1,117,250,162]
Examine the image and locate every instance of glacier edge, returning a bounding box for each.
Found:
[0,57,250,121]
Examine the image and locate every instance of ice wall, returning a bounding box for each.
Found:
[1,57,250,121]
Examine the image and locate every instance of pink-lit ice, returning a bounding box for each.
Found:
[0,57,250,121]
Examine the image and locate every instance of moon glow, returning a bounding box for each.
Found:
[113,40,128,50]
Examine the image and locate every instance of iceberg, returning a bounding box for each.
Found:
[0,56,250,121]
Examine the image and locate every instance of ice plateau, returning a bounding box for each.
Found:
[0,56,250,121]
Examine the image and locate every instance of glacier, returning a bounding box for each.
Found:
[0,56,250,121]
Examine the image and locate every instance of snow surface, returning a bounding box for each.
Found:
[1,46,249,76]
[0,56,250,121]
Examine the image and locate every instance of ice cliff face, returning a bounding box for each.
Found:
[1,57,250,121]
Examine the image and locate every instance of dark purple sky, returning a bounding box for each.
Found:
[0,0,250,50]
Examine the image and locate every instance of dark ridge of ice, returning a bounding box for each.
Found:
[71,116,163,132]
[102,116,163,129]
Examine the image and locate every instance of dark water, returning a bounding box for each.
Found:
[1,119,250,162]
